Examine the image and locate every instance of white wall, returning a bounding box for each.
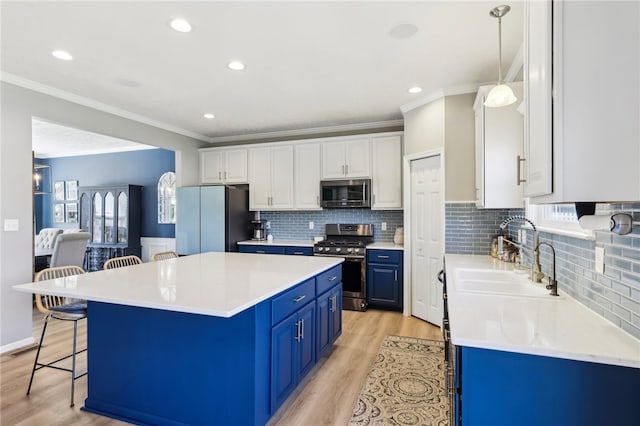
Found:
[0,82,204,351]
[402,93,476,202]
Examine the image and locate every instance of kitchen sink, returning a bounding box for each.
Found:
[453,268,559,298]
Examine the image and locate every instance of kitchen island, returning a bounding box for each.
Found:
[14,252,343,426]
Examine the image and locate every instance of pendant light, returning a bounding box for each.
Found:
[484,5,517,107]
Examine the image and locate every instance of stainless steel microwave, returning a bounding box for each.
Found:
[320,179,371,208]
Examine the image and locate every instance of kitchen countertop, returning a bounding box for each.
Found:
[13,252,343,318]
[446,254,640,368]
[237,239,315,247]
[367,242,403,250]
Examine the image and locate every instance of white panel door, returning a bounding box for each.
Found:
[410,155,443,326]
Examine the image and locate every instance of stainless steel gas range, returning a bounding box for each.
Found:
[313,223,373,311]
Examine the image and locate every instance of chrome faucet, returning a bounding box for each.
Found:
[534,242,559,296]
[499,216,544,283]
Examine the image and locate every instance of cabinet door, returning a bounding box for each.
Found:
[248,147,272,210]
[297,302,316,380]
[329,286,342,343]
[224,149,248,183]
[524,0,553,197]
[344,139,370,178]
[294,143,321,209]
[321,141,347,179]
[270,313,298,412]
[270,145,294,209]
[316,291,331,357]
[371,136,402,209]
[200,151,224,184]
[367,263,402,310]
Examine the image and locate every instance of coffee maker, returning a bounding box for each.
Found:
[251,220,268,241]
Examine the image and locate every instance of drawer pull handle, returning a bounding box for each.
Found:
[293,295,306,303]
[256,250,265,254]
[293,251,304,255]
[328,276,338,282]
[378,255,390,259]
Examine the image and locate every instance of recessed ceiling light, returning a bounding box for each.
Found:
[227,61,245,71]
[52,50,73,61]
[170,18,192,33]
[408,86,423,94]
[389,23,418,39]
[203,113,215,119]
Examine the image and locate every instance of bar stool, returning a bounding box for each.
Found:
[152,251,179,261]
[27,265,87,407]
[103,254,142,269]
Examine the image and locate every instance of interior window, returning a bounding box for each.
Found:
[158,172,176,224]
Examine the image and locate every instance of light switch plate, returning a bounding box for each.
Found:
[4,219,19,231]
[595,247,605,274]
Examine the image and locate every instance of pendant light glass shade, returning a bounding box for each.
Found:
[484,5,517,108]
[485,83,517,107]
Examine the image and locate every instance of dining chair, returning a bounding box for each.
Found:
[152,251,179,261]
[49,232,91,269]
[27,265,87,407]
[103,254,143,270]
[34,228,63,250]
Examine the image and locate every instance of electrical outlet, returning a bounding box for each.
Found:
[595,247,605,274]
[266,221,271,229]
[381,222,387,231]
[309,221,314,230]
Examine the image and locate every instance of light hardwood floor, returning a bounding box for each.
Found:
[1,308,440,425]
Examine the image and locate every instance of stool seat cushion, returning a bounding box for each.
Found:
[49,301,87,315]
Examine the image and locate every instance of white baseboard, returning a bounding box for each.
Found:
[141,237,176,262]
[1,337,35,354]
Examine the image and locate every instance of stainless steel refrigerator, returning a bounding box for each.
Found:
[176,186,252,255]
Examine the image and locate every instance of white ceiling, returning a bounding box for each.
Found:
[1,1,524,148]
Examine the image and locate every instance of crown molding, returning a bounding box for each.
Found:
[400,84,481,114]
[0,71,210,142]
[205,119,404,144]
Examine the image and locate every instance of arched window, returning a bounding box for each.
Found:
[158,172,176,224]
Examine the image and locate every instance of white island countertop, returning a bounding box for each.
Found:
[446,254,640,368]
[14,252,343,318]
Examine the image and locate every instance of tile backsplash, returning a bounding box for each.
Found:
[258,209,403,242]
[445,203,524,255]
[445,201,640,339]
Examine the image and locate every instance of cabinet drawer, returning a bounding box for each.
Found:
[239,245,286,255]
[284,246,313,256]
[316,265,342,295]
[272,278,316,325]
[367,249,402,264]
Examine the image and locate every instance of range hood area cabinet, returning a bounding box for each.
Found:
[474,83,524,209]
[524,0,640,203]
[321,138,371,179]
[199,148,248,185]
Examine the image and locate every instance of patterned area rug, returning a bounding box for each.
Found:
[349,335,448,426]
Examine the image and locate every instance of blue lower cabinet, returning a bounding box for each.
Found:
[316,283,342,358]
[284,246,313,256]
[239,245,285,254]
[457,346,640,425]
[367,250,403,311]
[271,301,316,413]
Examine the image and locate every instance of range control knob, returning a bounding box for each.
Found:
[335,248,341,252]
[347,248,353,253]
[354,248,360,253]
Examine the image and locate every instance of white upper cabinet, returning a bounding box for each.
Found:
[248,145,294,210]
[474,83,524,209]
[321,138,370,179]
[294,143,322,210]
[200,148,248,184]
[524,0,640,202]
[371,135,402,209]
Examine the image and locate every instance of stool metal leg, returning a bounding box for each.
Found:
[27,314,50,395]
[70,319,78,407]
